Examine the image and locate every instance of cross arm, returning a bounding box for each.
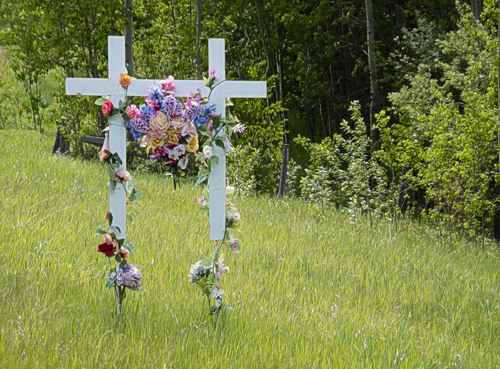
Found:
[127,79,211,98]
[66,78,123,96]
[217,81,267,99]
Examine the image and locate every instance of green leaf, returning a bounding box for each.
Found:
[195,172,208,186]
[94,97,107,106]
[118,239,125,247]
[112,153,123,165]
[122,113,130,121]
[197,124,212,137]
[106,212,113,226]
[95,228,107,236]
[123,241,134,253]
[214,137,226,149]
[114,254,121,263]
[131,192,144,201]
[107,180,117,192]
[105,276,116,290]
[109,226,121,235]
[209,155,219,166]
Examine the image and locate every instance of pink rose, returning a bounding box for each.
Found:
[99,147,110,160]
[163,75,175,92]
[125,104,140,119]
[102,101,113,116]
[119,247,130,259]
[115,169,131,182]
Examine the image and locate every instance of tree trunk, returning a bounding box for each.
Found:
[471,0,482,21]
[495,9,500,241]
[196,0,202,78]
[125,0,134,76]
[365,0,380,144]
[278,144,289,199]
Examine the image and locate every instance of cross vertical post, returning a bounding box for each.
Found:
[205,39,267,240]
[66,37,129,238]
[208,39,227,241]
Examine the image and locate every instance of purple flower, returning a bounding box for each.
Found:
[140,105,155,123]
[110,263,142,291]
[126,117,149,134]
[209,69,219,79]
[160,95,183,117]
[184,104,203,122]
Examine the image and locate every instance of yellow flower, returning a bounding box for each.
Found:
[120,73,131,88]
[146,132,165,149]
[166,134,179,144]
[186,135,199,153]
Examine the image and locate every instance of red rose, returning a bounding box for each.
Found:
[102,101,114,116]
[97,241,116,257]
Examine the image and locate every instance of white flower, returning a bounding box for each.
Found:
[232,123,245,133]
[226,185,235,195]
[203,145,213,158]
[227,211,240,222]
[215,257,225,270]
[178,156,188,169]
[168,145,185,161]
[211,288,225,299]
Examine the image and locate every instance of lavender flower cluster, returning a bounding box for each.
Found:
[161,95,183,116]
[110,263,142,291]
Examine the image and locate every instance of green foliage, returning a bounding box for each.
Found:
[1,130,500,368]
[379,6,500,238]
[293,102,393,223]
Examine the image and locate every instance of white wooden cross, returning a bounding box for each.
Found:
[67,36,266,240]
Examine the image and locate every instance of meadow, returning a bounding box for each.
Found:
[0,130,499,368]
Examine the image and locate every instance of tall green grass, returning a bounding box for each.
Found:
[1,130,499,368]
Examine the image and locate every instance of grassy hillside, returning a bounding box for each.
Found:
[0,130,499,368]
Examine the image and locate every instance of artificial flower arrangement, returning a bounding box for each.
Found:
[122,71,244,318]
[94,73,144,313]
[189,185,241,317]
[94,70,245,317]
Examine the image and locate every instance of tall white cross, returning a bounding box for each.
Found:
[66,36,266,240]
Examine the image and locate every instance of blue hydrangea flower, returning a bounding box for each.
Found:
[126,117,148,134]
[204,103,216,116]
[140,105,155,123]
[193,115,207,127]
[147,86,164,103]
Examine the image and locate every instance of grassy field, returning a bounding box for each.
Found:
[0,130,499,368]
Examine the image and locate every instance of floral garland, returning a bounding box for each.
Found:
[189,185,241,316]
[94,73,143,313]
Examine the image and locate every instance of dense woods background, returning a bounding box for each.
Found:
[0,0,499,242]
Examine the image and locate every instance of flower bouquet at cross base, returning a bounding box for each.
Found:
[189,187,241,317]
[96,139,144,313]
